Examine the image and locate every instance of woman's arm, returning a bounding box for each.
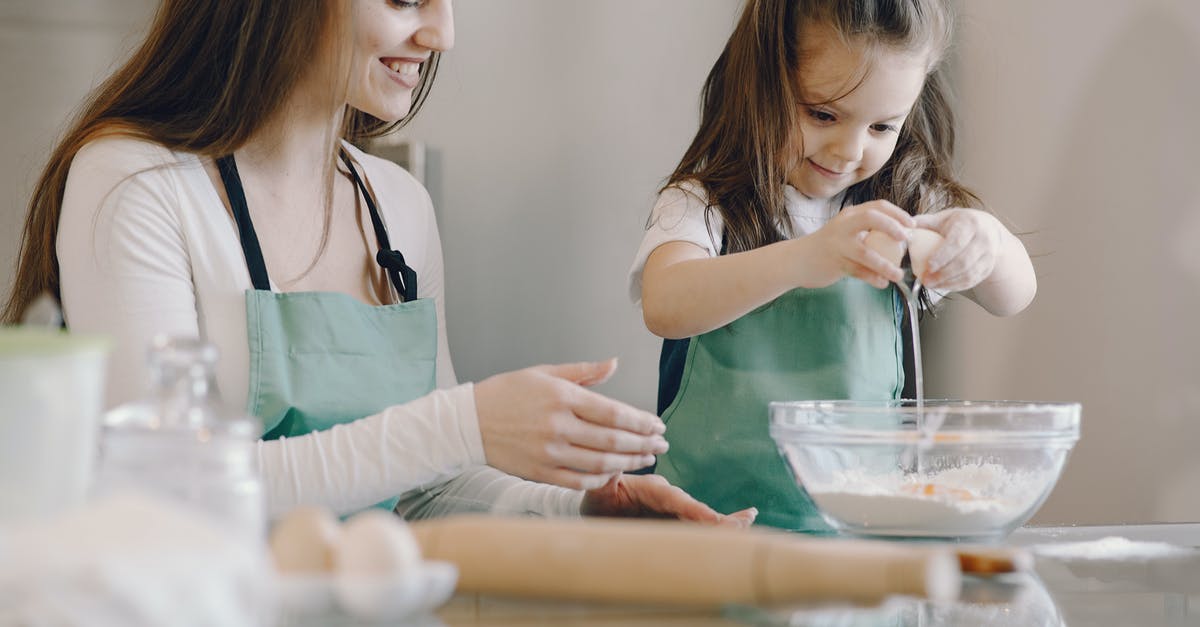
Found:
[259,385,489,518]
[58,141,491,519]
[58,139,204,405]
[62,140,670,520]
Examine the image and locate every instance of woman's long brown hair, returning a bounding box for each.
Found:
[665,0,979,255]
[2,0,440,324]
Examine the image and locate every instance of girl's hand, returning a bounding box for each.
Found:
[913,209,1004,292]
[474,359,670,491]
[806,200,915,289]
[580,474,758,528]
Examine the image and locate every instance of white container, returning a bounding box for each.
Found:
[0,328,109,522]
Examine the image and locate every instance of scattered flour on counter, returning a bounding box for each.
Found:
[1033,536,1192,561]
[807,463,1053,536]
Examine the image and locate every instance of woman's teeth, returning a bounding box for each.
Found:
[385,61,419,76]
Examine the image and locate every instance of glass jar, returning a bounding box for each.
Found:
[93,336,264,544]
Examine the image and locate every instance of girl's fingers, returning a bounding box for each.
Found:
[848,246,903,286]
[931,269,979,292]
[927,222,972,273]
[930,249,990,291]
[846,260,892,289]
[863,200,917,227]
[853,208,912,241]
[913,212,949,229]
[860,248,905,284]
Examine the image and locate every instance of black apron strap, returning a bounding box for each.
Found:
[216,154,272,291]
[338,150,418,302]
[216,150,419,302]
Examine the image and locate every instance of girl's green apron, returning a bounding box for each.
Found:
[655,279,904,531]
[217,150,436,513]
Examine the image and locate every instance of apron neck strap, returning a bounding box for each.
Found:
[216,154,271,291]
[338,151,418,302]
[215,149,419,301]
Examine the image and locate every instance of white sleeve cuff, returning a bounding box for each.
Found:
[393,466,584,520]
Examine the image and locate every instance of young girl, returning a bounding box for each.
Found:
[630,0,1036,530]
[4,0,755,527]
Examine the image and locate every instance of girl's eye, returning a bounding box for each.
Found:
[871,123,898,133]
[807,108,836,123]
[389,0,424,8]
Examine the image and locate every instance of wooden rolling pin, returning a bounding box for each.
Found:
[411,516,961,606]
[956,545,1033,576]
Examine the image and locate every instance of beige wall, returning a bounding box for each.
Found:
[395,1,739,412]
[0,0,156,308]
[4,0,1197,525]
[931,0,1200,523]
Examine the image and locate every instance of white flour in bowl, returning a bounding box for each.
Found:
[806,463,1053,536]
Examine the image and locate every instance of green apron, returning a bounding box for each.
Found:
[655,279,904,531]
[217,150,436,513]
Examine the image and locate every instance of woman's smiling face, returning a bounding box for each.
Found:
[787,25,930,200]
[345,0,455,122]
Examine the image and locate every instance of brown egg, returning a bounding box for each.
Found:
[863,230,906,267]
[269,506,342,573]
[863,228,945,283]
[907,228,945,282]
[335,510,422,579]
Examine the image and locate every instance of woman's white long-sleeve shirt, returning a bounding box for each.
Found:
[57,136,581,520]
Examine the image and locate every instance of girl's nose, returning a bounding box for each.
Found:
[830,129,865,164]
[414,0,455,52]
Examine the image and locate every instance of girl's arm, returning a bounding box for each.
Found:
[642,200,914,339]
[962,228,1036,316]
[642,238,815,339]
[915,209,1037,317]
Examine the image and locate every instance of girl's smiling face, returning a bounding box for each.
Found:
[788,26,930,200]
[345,0,454,122]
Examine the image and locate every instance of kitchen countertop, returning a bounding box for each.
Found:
[428,523,1200,627]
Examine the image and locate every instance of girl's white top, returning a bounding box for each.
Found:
[628,181,841,305]
[58,137,582,520]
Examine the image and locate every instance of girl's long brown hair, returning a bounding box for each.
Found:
[2,0,440,324]
[665,0,979,255]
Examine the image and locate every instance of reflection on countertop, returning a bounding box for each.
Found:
[728,572,1062,627]
[432,524,1200,627]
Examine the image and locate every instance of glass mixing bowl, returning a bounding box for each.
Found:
[769,400,1081,540]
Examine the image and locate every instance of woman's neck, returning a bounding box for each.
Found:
[235,79,346,186]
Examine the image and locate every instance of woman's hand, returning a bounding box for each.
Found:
[580,474,757,528]
[913,208,1004,292]
[803,200,915,290]
[474,359,669,491]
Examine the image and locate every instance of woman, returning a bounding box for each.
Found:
[4,0,755,525]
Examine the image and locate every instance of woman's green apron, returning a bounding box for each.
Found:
[217,150,436,513]
[655,279,904,531]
